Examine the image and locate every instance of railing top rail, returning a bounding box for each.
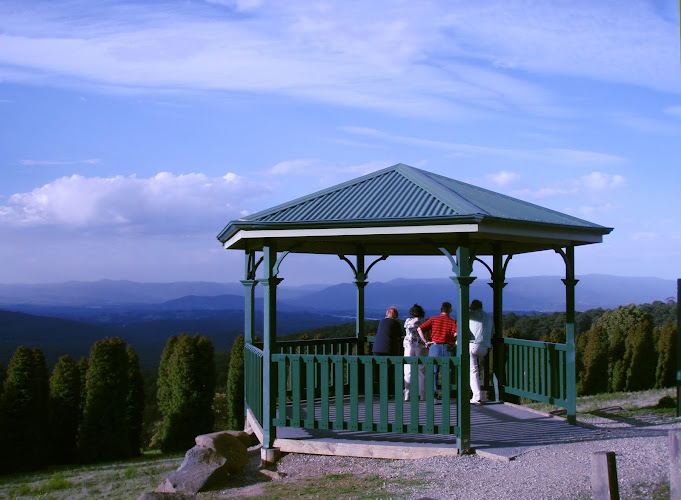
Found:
[271,352,461,364]
[503,337,568,351]
[277,337,357,346]
[245,343,264,355]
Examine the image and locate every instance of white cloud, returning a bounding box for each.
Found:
[632,232,659,241]
[0,171,268,234]
[266,159,389,186]
[2,1,676,118]
[343,126,626,167]
[665,106,681,118]
[485,171,521,187]
[20,158,101,166]
[512,171,626,199]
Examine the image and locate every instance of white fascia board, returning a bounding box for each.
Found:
[222,223,480,249]
[478,223,604,244]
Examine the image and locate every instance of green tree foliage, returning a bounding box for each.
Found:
[77,357,89,417]
[126,346,145,457]
[656,321,678,388]
[78,337,130,463]
[577,326,609,396]
[226,335,245,431]
[539,328,566,343]
[155,333,216,453]
[503,327,522,339]
[596,305,650,393]
[0,363,5,398]
[0,346,49,472]
[49,355,82,464]
[32,348,50,468]
[624,318,657,391]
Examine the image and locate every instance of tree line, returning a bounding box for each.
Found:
[1,299,676,474]
[0,333,247,475]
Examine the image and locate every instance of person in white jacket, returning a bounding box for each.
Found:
[403,304,426,401]
[469,299,494,404]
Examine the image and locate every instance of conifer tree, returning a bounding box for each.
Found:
[126,346,145,456]
[78,337,130,463]
[31,348,50,468]
[656,321,678,388]
[49,355,82,464]
[577,326,609,396]
[226,335,245,430]
[624,317,657,391]
[0,346,47,472]
[76,357,89,418]
[156,333,216,453]
[596,305,649,392]
[0,362,6,399]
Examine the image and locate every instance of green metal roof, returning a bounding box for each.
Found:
[217,163,612,256]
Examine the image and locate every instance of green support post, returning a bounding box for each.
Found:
[241,251,260,345]
[259,245,283,451]
[442,244,475,452]
[355,252,367,345]
[560,245,578,425]
[490,249,509,402]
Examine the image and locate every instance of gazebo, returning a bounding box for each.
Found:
[217,163,612,462]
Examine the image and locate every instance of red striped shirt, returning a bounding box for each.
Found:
[419,313,457,344]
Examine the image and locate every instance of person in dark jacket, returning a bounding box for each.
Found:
[372,307,403,356]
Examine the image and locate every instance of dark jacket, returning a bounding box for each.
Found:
[372,317,403,356]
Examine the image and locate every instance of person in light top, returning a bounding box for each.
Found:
[469,299,494,404]
[402,304,426,401]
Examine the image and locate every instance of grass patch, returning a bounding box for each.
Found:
[522,387,679,418]
[0,452,184,500]
[259,472,426,499]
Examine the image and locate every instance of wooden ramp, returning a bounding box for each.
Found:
[247,399,597,462]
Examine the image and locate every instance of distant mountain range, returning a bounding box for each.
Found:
[0,274,676,314]
[0,275,676,369]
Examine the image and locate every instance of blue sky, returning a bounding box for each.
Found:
[1,0,680,286]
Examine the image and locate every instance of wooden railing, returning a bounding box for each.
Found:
[503,338,568,407]
[245,343,264,424]
[271,352,460,435]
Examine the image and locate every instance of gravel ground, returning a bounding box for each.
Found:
[212,408,681,499]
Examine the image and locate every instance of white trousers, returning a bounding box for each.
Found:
[470,343,489,402]
[403,343,427,399]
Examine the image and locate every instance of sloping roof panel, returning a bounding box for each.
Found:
[217,163,612,255]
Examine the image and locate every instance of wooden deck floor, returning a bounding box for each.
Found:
[248,398,597,461]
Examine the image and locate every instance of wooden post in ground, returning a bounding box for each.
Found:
[676,279,680,418]
[670,429,681,499]
[591,451,619,500]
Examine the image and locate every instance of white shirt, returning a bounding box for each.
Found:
[469,309,494,348]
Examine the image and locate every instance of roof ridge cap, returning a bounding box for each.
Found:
[396,165,489,216]
[241,164,399,221]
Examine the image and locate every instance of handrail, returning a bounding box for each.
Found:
[503,338,567,407]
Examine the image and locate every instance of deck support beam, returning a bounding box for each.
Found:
[441,243,475,452]
[260,244,285,450]
[490,248,511,401]
[556,245,578,425]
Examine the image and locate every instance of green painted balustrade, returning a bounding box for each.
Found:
[271,352,460,436]
[503,338,568,408]
[245,343,264,423]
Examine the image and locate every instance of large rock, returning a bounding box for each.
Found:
[155,431,249,494]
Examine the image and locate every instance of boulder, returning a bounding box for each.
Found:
[155,431,249,494]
